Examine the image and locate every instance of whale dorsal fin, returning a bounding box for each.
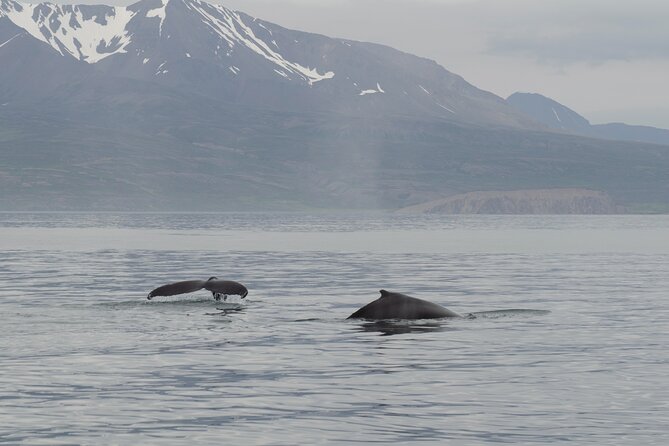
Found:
[379,289,390,298]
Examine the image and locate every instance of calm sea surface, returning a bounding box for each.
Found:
[1,213,668,445]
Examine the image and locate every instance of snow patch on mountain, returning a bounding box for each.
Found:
[436,102,455,114]
[0,0,335,84]
[0,0,135,63]
[146,0,167,36]
[359,83,385,96]
[0,31,22,48]
[185,0,334,85]
[257,22,271,36]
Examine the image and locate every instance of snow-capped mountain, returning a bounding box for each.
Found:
[0,0,534,127]
[2,0,669,212]
[0,0,135,63]
[1,0,333,80]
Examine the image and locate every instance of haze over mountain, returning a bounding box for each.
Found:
[507,92,669,146]
[1,0,669,212]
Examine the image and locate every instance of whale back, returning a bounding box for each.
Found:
[348,290,462,320]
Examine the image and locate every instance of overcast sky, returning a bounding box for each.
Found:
[216,0,669,129]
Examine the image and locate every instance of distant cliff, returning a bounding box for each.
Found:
[397,189,619,214]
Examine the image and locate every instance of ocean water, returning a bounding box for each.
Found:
[1,213,668,445]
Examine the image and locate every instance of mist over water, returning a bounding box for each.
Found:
[1,214,668,444]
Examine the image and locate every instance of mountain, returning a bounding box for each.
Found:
[589,122,669,147]
[1,0,669,213]
[507,92,669,146]
[506,93,591,133]
[0,0,534,127]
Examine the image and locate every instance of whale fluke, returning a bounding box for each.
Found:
[348,290,462,320]
[147,277,248,300]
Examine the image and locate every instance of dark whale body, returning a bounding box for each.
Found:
[147,277,248,300]
[348,290,462,320]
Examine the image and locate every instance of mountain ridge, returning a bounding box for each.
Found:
[0,0,538,127]
[2,0,669,212]
[507,92,669,146]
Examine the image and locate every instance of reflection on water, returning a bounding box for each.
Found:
[352,320,455,336]
[468,309,552,319]
[349,310,551,336]
[205,303,246,316]
[1,214,669,445]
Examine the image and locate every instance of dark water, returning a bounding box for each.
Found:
[1,214,668,444]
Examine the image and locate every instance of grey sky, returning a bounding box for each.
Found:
[217,0,669,128]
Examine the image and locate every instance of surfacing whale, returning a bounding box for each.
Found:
[348,290,462,320]
[147,277,248,301]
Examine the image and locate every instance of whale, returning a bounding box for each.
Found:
[347,290,463,320]
[148,277,248,301]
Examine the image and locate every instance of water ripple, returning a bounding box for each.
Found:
[1,216,669,444]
